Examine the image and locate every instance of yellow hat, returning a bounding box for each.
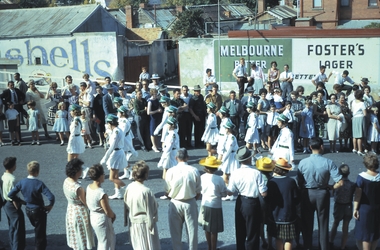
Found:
[199,156,222,168]
[256,157,275,172]
[275,158,292,171]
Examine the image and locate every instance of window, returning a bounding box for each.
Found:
[369,0,378,6]
[35,57,41,65]
[313,0,322,8]
[341,0,349,6]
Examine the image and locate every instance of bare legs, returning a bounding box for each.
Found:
[109,169,125,189]
[67,153,79,162]
[205,231,218,250]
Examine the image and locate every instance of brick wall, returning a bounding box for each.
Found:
[340,0,380,20]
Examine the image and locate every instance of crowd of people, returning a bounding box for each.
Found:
[0,63,379,250]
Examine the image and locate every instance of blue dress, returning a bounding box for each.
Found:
[299,107,315,139]
[355,172,380,241]
[53,110,69,132]
[27,109,39,132]
[148,98,162,136]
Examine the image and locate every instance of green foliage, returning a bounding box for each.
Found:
[266,0,278,8]
[171,9,204,37]
[230,0,257,10]
[109,0,149,8]
[14,0,49,7]
[364,22,380,29]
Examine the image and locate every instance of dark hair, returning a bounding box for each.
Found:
[290,91,298,97]
[273,166,288,176]
[339,164,350,177]
[343,70,349,76]
[230,90,236,95]
[88,164,104,180]
[316,82,325,89]
[176,148,189,161]
[106,120,119,127]
[333,84,342,92]
[259,88,267,96]
[317,90,325,97]
[80,82,87,87]
[173,88,180,94]
[329,94,337,100]
[363,85,371,93]
[14,72,20,76]
[27,100,36,107]
[65,75,72,80]
[270,61,277,67]
[284,64,289,68]
[295,86,304,94]
[204,166,218,174]
[363,153,379,171]
[105,76,111,81]
[66,158,84,178]
[212,83,218,89]
[352,85,359,91]
[3,157,16,170]
[310,137,323,150]
[285,101,291,106]
[206,68,212,73]
[320,65,326,70]
[8,81,14,86]
[355,90,364,100]
[132,160,149,182]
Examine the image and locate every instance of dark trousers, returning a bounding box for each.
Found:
[179,112,193,148]
[4,202,26,250]
[229,115,240,137]
[342,84,353,96]
[281,81,293,101]
[301,189,330,250]
[193,115,205,147]
[139,116,152,150]
[237,77,248,100]
[235,196,261,250]
[26,207,47,250]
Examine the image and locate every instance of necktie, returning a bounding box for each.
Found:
[12,91,18,104]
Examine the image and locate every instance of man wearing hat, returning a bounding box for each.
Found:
[270,114,294,164]
[102,83,120,116]
[149,74,161,90]
[360,77,370,89]
[164,148,201,250]
[158,84,170,99]
[189,85,206,148]
[297,137,343,250]
[227,146,267,250]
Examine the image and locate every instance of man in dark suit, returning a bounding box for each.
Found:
[189,85,206,148]
[223,90,243,136]
[1,81,26,140]
[102,83,120,117]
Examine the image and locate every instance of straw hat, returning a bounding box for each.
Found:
[199,156,222,168]
[256,157,275,172]
[275,158,292,171]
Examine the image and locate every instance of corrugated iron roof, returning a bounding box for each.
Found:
[108,9,127,27]
[142,8,177,29]
[338,19,380,29]
[187,4,255,22]
[266,5,296,20]
[0,4,101,38]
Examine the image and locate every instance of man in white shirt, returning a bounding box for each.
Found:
[165,148,201,250]
[204,68,216,95]
[83,73,96,97]
[279,64,294,101]
[61,75,79,107]
[227,146,267,250]
[333,70,357,96]
[233,58,248,100]
[311,65,332,87]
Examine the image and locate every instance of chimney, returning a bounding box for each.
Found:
[139,3,146,8]
[125,5,133,29]
[257,0,265,14]
[176,5,183,13]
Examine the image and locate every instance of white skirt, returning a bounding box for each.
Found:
[66,135,85,154]
[106,150,127,170]
[157,150,177,169]
[130,222,161,250]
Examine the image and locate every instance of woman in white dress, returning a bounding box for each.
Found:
[118,106,138,181]
[67,104,85,162]
[124,161,161,250]
[202,102,219,156]
[326,94,342,153]
[271,114,294,164]
[216,106,229,161]
[244,101,260,153]
[220,119,239,201]
[25,80,51,138]
[100,114,127,199]
[86,164,116,250]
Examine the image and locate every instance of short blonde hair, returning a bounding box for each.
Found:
[27,161,40,175]
[58,102,65,109]
[371,106,378,112]
[150,88,157,95]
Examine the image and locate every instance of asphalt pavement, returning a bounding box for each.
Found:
[0,126,375,250]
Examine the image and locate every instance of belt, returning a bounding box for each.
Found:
[125,129,130,136]
[238,76,246,78]
[279,145,289,149]
[211,127,216,129]
[219,133,224,136]
[114,148,120,151]
[231,150,236,153]
[75,134,80,136]
[239,195,258,199]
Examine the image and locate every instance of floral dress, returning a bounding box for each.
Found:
[313,100,326,138]
[47,90,61,126]
[63,179,94,250]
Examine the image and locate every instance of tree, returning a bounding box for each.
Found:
[171,9,204,37]
[364,22,380,29]
[230,0,256,10]
[109,0,148,8]
[12,0,49,7]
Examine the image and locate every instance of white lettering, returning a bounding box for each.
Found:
[264,45,270,56]
[279,45,283,56]
[230,45,235,56]
[220,46,229,56]
[236,45,241,56]
[271,45,277,56]
[242,45,247,56]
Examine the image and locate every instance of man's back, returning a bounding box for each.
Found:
[166,162,201,200]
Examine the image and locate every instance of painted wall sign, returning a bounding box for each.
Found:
[0,33,122,87]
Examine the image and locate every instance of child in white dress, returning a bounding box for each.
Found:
[27,101,41,145]
[80,109,92,149]
[217,106,229,161]
[67,104,85,162]
[202,102,219,156]
[367,107,380,153]
[53,102,70,146]
[244,102,260,153]
[220,119,240,201]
